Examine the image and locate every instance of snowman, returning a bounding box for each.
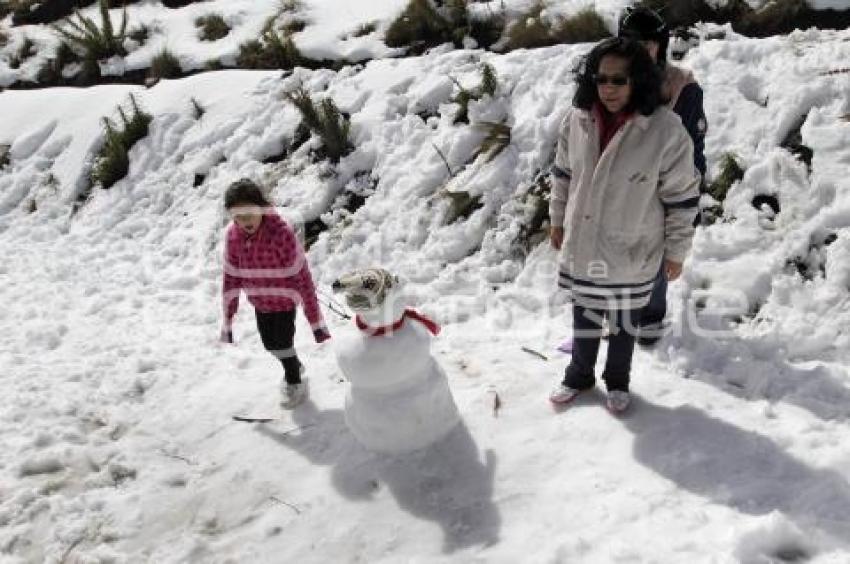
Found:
[331,268,460,454]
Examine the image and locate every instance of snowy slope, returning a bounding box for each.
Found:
[2,0,846,85]
[2,15,850,564]
[0,0,628,86]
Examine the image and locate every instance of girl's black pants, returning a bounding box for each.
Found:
[255,309,302,384]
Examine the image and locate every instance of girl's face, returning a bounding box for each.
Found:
[596,55,632,114]
[229,204,264,235]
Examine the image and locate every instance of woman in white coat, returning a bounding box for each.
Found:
[548,37,700,413]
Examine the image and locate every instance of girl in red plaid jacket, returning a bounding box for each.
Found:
[220,179,330,408]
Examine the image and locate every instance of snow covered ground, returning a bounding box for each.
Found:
[2,0,810,86]
[0,0,624,86]
[2,2,850,562]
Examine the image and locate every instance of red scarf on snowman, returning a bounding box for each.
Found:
[355,309,441,337]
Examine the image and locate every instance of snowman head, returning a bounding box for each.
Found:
[332,267,402,315]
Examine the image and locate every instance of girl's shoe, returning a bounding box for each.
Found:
[606,390,630,414]
[549,383,585,405]
[280,378,308,409]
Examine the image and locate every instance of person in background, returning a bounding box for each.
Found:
[619,6,708,346]
[221,179,330,409]
[548,37,700,413]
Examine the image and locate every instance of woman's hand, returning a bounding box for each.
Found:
[550,226,564,250]
[664,259,683,281]
[313,327,331,344]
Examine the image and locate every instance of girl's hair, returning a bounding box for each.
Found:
[224,178,272,209]
[572,36,663,116]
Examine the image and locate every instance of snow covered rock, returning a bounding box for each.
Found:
[332,268,460,453]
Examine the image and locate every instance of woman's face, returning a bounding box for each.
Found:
[229,205,264,235]
[639,40,660,63]
[596,55,632,114]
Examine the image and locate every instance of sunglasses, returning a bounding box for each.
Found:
[594,74,629,87]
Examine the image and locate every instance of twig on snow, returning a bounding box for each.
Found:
[318,290,351,320]
[521,346,548,361]
[60,536,85,564]
[158,448,196,466]
[491,390,502,418]
[270,496,301,514]
[431,143,454,178]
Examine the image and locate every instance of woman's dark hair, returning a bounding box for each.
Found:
[572,36,663,117]
[224,178,272,209]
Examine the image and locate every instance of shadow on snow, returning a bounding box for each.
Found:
[256,400,501,553]
[621,397,850,545]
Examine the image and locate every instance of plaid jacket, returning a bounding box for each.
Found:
[222,212,326,336]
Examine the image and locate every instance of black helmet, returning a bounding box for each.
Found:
[618,7,669,63]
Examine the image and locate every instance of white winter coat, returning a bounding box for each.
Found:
[549,106,700,310]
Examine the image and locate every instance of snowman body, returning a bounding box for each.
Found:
[336,300,460,454]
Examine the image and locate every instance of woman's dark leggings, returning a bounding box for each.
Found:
[255,309,302,384]
[564,305,637,392]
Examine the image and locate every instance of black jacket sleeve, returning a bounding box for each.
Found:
[673,82,707,183]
